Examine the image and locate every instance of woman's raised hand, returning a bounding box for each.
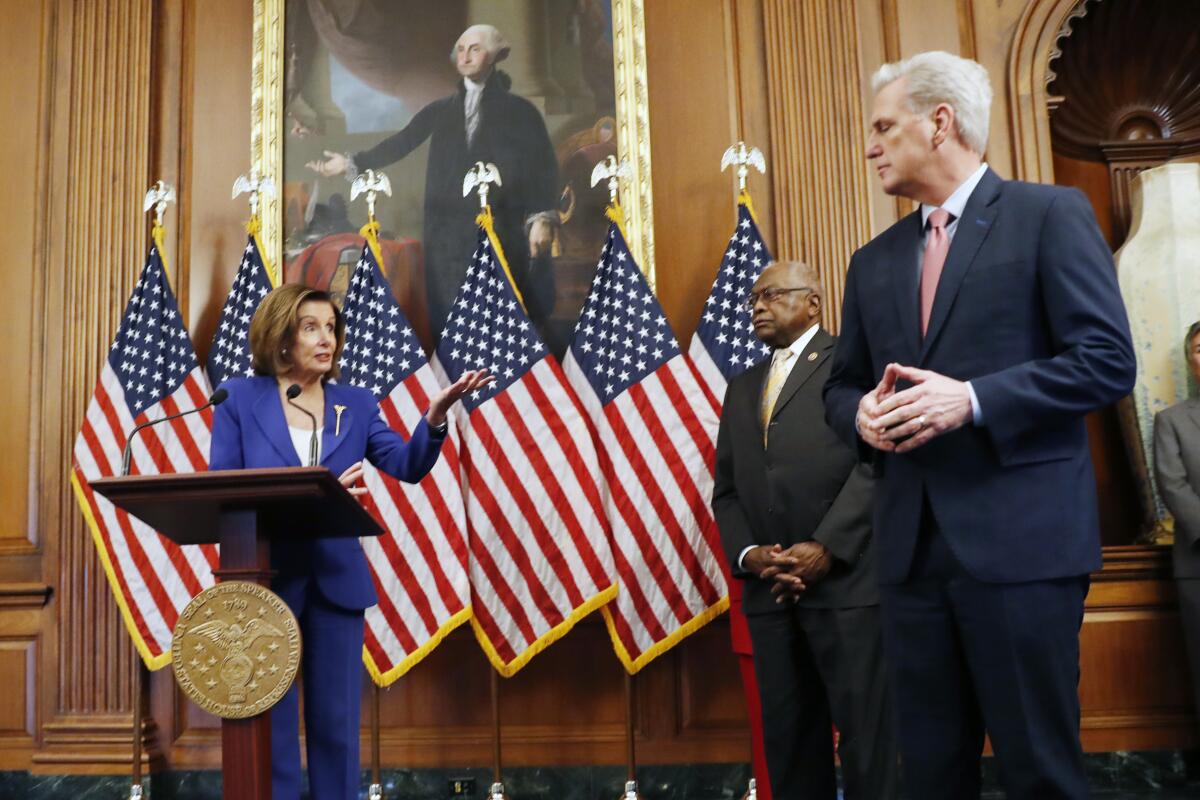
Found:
[426,369,496,427]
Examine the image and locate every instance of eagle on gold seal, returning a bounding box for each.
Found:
[171,581,301,719]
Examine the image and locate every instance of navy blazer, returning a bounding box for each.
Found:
[208,375,446,609]
[824,169,1136,585]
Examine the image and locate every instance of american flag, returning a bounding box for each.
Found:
[206,231,273,387]
[434,212,616,676]
[339,238,472,684]
[688,192,773,403]
[70,238,218,668]
[563,211,727,672]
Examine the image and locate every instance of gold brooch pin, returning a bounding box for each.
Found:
[807,352,819,361]
[334,404,347,436]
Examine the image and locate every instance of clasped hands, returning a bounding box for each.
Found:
[338,369,495,496]
[855,363,972,453]
[745,543,833,604]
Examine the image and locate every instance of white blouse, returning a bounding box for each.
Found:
[288,424,323,466]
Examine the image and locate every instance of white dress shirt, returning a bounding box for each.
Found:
[918,162,989,425]
[737,323,820,571]
[463,76,485,145]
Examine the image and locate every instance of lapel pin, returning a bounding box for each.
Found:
[807,352,818,361]
[334,404,347,436]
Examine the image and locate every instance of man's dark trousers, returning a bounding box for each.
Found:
[879,504,1090,799]
[746,603,896,798]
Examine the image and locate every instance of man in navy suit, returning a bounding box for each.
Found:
[823,51,1135,798]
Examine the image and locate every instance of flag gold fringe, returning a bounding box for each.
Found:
[358,220,386,271]
[363,604,474,686]
[70,469,174,670]
[355,216,471,685]
[603,594,730,675]
[471,582,618,678]
[605,201,628,238]
[152,222,172,294]
[247,215,279,288]
[71,231,181,671]
[738,188,765,230]
[600,197,730,672]
[476,208,527,311]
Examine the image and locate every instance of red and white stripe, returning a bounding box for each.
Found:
[564,351,728,672]
[71,363,216,666]
[358,366,472,683]
[441,355,616,675]
[687,334,731,416]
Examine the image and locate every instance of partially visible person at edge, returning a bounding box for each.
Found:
[823,50,1135,799]
[208,283,492,800]
[1154,320,1200,749]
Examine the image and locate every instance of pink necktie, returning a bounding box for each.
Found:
[919,208,952,337]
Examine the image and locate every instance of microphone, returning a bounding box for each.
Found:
[121,388,228,476]
[285,383,319,467]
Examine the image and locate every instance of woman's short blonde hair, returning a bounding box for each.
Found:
[248,284,344,379]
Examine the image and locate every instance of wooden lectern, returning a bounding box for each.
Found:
[91,467,383,800]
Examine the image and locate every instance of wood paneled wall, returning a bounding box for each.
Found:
[1,0,1194,775]
[760,0,874,333]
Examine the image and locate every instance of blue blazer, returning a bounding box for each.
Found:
[824,169,1136,585]
[208,375,446,609]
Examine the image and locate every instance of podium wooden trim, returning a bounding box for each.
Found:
[92,467,383,800]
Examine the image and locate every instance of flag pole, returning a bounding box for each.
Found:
[232,170,280,287]
[586,157,645,800]
[348,169,393,800]
[351,168,393,262]
[620,671,643,800]
[489,669,509,800]
[720,141,766,227]
[127,182,177,800]
[461,161,513,800]
[720,145,767,800]
[369,680,383,800]
[129,651,145,799]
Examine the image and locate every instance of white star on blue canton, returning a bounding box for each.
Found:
[569,222,680,402]
[207,235,273,387]
[693,203,773,380]
[340,244,428,400]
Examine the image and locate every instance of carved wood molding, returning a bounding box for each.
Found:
[250,0,283,277]
[1044,0,1200,245]
[1047,0,1200,162]
[0,583,52,609]
[762,0,873,333]
[1007,0,1084,182]
[33,0,160,769]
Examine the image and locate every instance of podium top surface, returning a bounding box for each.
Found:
[90,467,384,545]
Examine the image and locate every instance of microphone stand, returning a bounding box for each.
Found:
[285,384,319,466]
[121,389,228,474]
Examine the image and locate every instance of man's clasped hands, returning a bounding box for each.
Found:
[752,361,973,602]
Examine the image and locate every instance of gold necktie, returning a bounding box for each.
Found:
[761,350,795,444]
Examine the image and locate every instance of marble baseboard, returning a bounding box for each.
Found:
[3,752,1198,799]
[0,764,753,800]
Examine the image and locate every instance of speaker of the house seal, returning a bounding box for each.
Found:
[171,581,301,719]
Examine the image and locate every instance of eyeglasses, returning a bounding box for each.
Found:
[743,287,812,310]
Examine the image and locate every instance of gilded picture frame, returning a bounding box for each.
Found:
[250,0,655,353]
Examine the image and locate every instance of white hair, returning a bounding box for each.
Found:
[451,24,510,64]
[872,51,992,155]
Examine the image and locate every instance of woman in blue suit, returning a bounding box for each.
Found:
[209,284,489,799]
